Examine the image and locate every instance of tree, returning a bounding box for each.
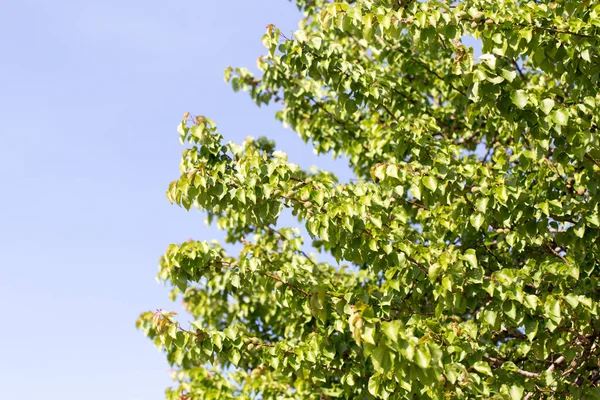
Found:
[137,0,600,398]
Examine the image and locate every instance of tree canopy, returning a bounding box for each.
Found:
[137,0,600,398]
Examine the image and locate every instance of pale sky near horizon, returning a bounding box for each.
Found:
[0,2,478,398]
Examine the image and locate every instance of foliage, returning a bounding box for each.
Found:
[137,0,600,398]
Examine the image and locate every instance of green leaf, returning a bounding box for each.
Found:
[368,374,382,397]
[581,48,591,62]
[483,310,498,327]
[231,274,241,289]
[552,108,569,125]
[463,249,478,268]
[510,384,524,400]
[224,325,238,341]
[470,213,485,230]
[174,331,186,348]
[386,164,398,179]
[479,54,497,69]
[540,98,555,115]
[574,222,586,238]
[415,348,430,369]
[445,364,463,385]
[369,215,382,229]
[229,349,241,366]
[524,318,538,341]
[475,197,489,213]
[371,346,391,373]
[503,300,517,320]
[362,324,377,345]
[495,186,509,204]
[545,296,562,325]
[428,262,443,282]
[213,333,223,350]
[501,68,517,82]
[345,99,358,114]
[422,175,438,192]
[524,295,538,310]
[473,361,493,377]
[311,37,322,50]
[564,293,579,308]
[168,323,178,339]
[520,28,533,43]
[410,184,421,200]
[510,90,529,109]
[381,320,402,342]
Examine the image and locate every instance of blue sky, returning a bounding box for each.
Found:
[0,1,356,398]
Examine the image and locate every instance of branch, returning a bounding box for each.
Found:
[380,102,399,123]
[511,59,528,84]
[405,199,428,210]
[484,356,541,378]
[263,272,310,297]
[546,355,565,373]
[585,153,600,168]
[515,368,540,379]
[545,244,568,264]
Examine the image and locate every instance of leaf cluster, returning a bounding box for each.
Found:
[139,1,600,399]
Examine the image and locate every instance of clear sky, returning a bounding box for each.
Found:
[0,1,356,398]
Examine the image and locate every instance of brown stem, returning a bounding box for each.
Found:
[585,153,600,168]
[484,356,541,378]
[545,244,567,264]
[263,272,310,297]
[512,59,528,84]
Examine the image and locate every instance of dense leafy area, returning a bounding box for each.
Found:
[137,0,600,398]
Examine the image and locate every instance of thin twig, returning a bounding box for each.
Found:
[264,272,310,297]
[485,356,540,378]
[511,59,528,84]
[545,244,568,264]
[585,153,600,168]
